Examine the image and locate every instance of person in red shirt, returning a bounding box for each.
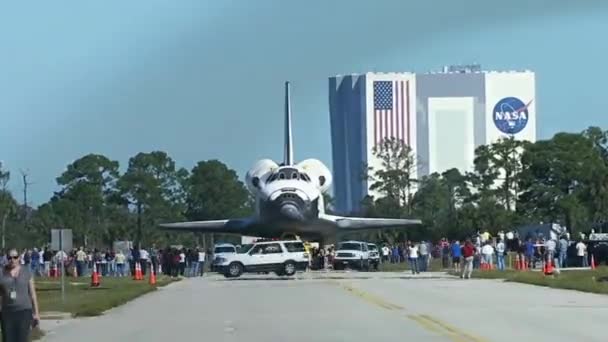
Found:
[461,239,476,279]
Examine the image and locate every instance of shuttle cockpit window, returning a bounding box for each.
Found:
[266,168,310,183]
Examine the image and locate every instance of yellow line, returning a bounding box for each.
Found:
[325,281,487,342]
[327,281,404,311]
[417,314,488,342]
[407,314,445,334]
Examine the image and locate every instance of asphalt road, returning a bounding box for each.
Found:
[41,271,608,342]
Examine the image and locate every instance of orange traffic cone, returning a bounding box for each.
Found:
[133,262,138,280]
[134,262,143,280]
[91,263,100,287]
[591,255,596,270]
[149,264,156,285]
[544,258,554,275]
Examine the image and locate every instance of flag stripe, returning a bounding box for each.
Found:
[406,80,410,146]
[394,81,399,139]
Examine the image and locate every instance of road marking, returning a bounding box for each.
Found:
[325,280,404,310]
[328,280,487,341]
[412,314,488,342]
[406,314,445,334]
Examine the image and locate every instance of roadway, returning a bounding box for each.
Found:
[41,271,608,341]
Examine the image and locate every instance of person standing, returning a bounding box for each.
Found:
[496,239,506,271]
[0,249,40,342]
[198,248,206,276]
[75,247,87,277]
[481,242,495,269]
[576,240,587,267]
[558,235,569,268]
[545,238,557,267]
[461,239,475,279]
[451,240,461,272]
[408,242,419,275]
[115,250,126,277]
[418,241,429,272]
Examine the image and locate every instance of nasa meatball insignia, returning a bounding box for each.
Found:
[493,97,533,135]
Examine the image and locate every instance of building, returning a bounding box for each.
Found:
[417,65,536,177]
[329,73,416,214]
[329,66,536,214]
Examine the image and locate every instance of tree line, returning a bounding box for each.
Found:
[1,126,607,249]
[0,152,252,249]
[356,126,608,244]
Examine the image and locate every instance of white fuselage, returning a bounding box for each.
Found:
[247,159,331,228]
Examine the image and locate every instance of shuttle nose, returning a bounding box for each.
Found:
[272,192,307,221]
[280,203,303,221]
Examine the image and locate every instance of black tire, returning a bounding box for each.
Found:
[227,262,243,278]
[283,261,297,276]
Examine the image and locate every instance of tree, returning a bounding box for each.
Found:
[411,173,450,238]
[0,164,17,249]
[185,160,249,220]
[55,154,120,246]
[184,160,250,247]
[118,151,186,246]
[518,132,606,235]
[365,137,418,215]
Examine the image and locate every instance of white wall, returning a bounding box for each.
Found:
[484,72,536,144]
[427,97,475,175]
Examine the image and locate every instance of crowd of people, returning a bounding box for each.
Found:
[5,229,599,283]
[303,229,597,279]
[6,246,211,279]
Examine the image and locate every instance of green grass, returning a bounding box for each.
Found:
[452,267,608,295]
[376,257,446,272]
[34,275,178,317]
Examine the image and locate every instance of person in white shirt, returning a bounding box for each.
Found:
[198,248,206,276]
[139,248,149,276]
[495,239,506,271]
[481,242,494,268]
[115,251,126,277]
[576,241,587,267]
[382,246,390,263]
[408,242,419,275]
[545,239,557,266]
[179,250,186,276]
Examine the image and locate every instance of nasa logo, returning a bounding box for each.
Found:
[492,97,533,135]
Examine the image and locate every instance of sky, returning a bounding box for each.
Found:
[1,0,608,205]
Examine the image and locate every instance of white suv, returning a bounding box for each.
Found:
[214,240,309,278]
[210,243,237,272]
[333,240,370,271]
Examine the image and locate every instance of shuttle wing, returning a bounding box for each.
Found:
[158,217,256,234]
[319,213,422,231]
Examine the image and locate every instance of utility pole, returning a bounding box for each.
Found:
[20,169,33,230]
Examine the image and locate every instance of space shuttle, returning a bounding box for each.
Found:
[158,82,421,241]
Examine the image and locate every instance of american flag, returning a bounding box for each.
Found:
[373,80,410,146]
